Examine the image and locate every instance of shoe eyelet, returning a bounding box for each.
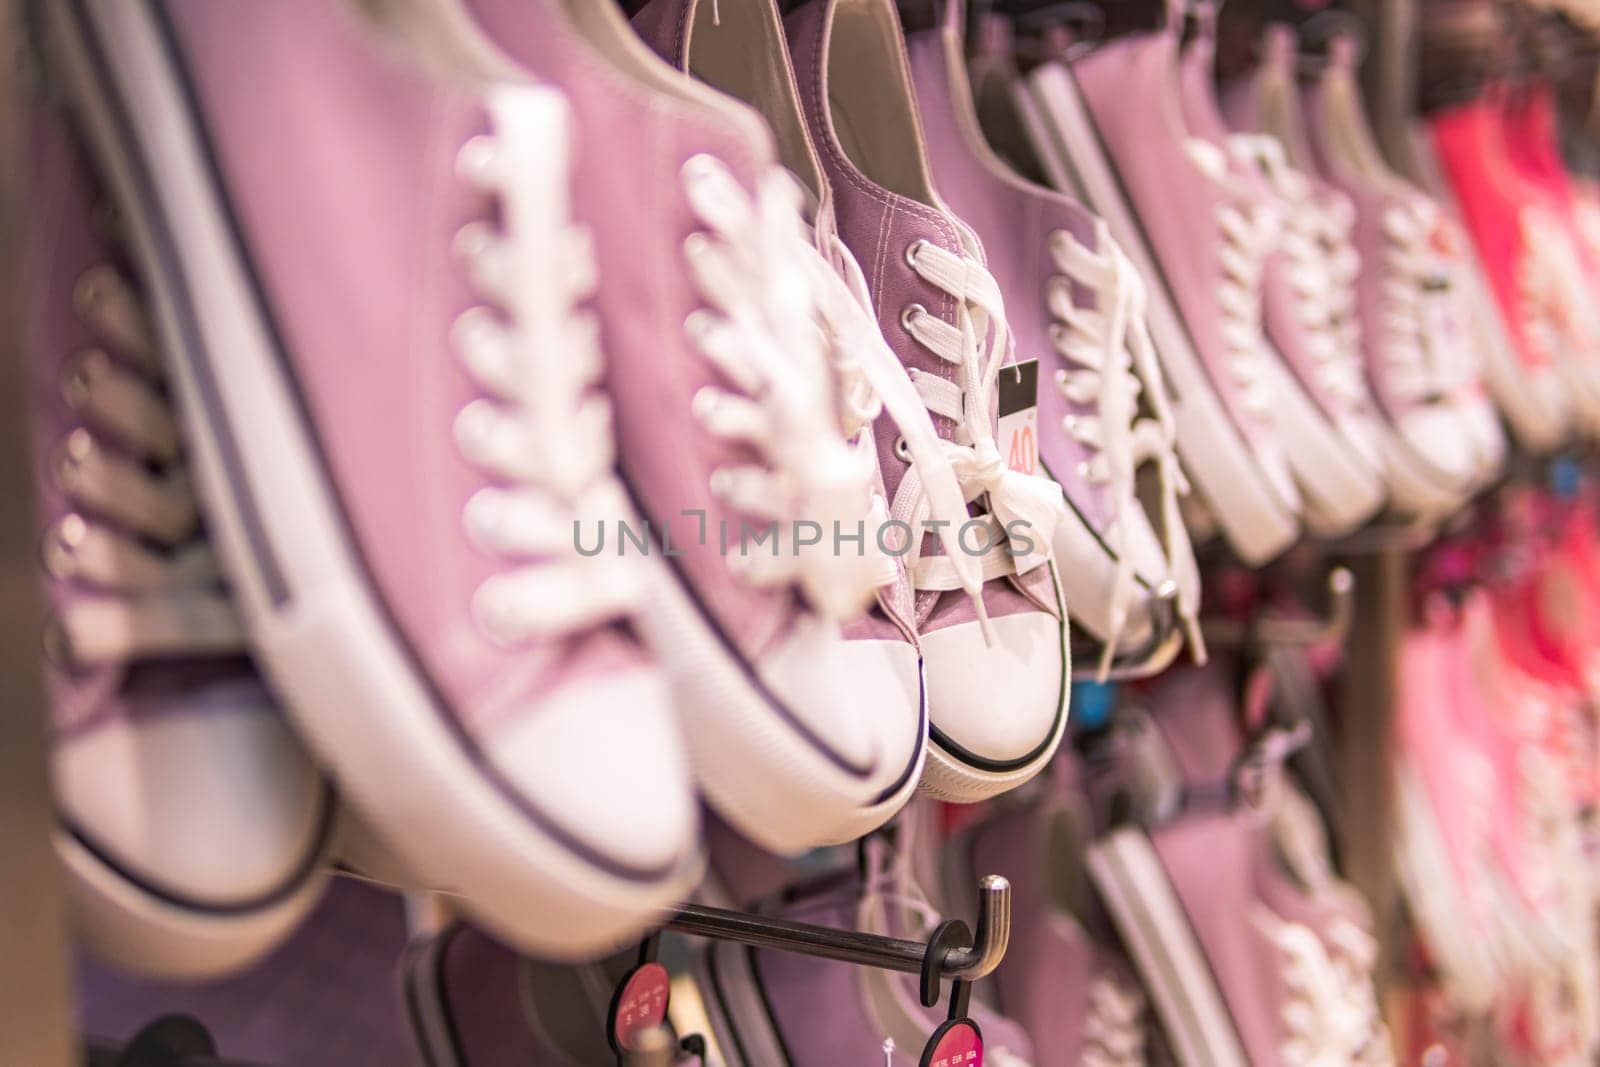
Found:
[53,429,94,490]
[904,239,930,269]
[900,303,926,334]
[41,513,87,580]
[894,435,911,462]
[60,349,107,409]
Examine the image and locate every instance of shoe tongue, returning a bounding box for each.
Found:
[633,0,831,225]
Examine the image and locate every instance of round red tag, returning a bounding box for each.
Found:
[607,961,671,1053]
[921,1018,983,1067]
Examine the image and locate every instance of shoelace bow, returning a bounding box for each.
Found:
[678,155,892,623]
[1186,140,1279,424]
[1047,223,1201,675]
[453,89,643,645]
[900,238,1067,634]
[48,262,244,666]
[802,226,982,612]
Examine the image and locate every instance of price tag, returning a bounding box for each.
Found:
[996,359,1040,477]
[920,1018,984,1067]
[607,961,671,1054]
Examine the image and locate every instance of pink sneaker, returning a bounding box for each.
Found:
[1393,610,1515,1008]
[1301,39,1483,518]
[43,0,700,955]
[1173,20,1386,537]
[1021,23,1303,565]
[782,0,1072,802]
[27,103,333,979]
[903,2,1202,672]
[1239,27,1506,492]
[1430,96,1590,445]
[1391,105,1566,455]
[627,0,966,846]
[449,0,936,848]
[954,759,1154,1067]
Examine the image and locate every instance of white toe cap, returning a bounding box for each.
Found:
[835,636,925,803]
[54,706,328,906]
[920,610,1066,766]
[485,666,697,875]
[756,618,881,777]
[1398,405,1476,485]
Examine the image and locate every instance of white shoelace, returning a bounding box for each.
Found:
[1186,140,1279,425]
[1047,223,1201,675]
[1253,907,1373,1067]
[899,238,1067,629]
[1377,202,1459,406]
[800,228,981,608]
[1519,206,1600,383]
[453,89,643,646]
[678,155,888,623]
[48,264,244,667]
[1229,137,1371,412]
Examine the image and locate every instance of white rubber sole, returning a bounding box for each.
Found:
[58,829,331,981]
[1258,354,1386,537]
[916,568,1070,804]
[1375,423,1471,522]
[48,0,703,959]
[634,561,915,853]
[1020,64,1300,566]
[1087,828,1250,1067]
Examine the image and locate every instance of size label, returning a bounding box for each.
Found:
[607,961,671,1053]
[921,1018,983,1067]
[997,359,1040,477]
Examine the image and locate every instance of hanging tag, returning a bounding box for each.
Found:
[996,360,1040,477]
[920,1017,984,1067]
[607,939,671,1056]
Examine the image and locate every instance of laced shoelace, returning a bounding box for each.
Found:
[1046,223,1201,675]
[1229,137,1371,413]
[798,227,980,608]
[453,89,644,646]
[1322,919,1396,1066]
[1519,207,1600,379]
[1185,140,1279,424]
[1376,203,1462,406]
[45,261,244,668]
[1080,971,1149,1067]
[1252,907,1372,1067]
[898,238,1067,631]
[678,154,885,622]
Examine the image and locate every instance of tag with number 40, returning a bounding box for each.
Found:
[997,360,1039,477]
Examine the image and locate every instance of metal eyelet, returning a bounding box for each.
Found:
[41,513,88,580]
[894,435,911,462]
[904,239,930,269]
[53,429,94,491]
[60,349,107,410]
[900,303,926,334]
